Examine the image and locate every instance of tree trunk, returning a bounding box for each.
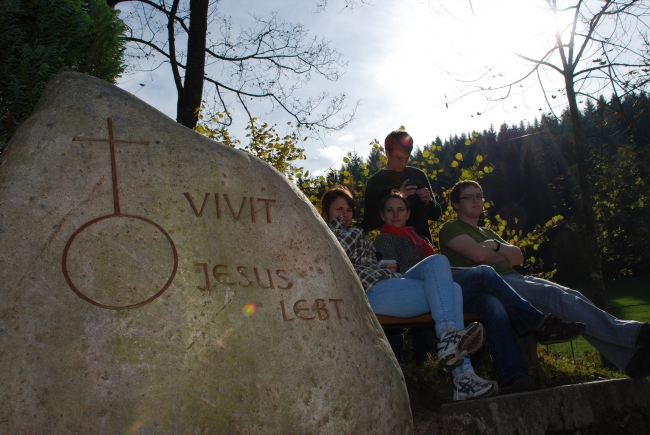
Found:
[564,72,608,311]
[176,0,209,128]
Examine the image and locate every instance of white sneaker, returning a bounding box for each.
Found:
[436,322,485,369]
[453,372,498,401]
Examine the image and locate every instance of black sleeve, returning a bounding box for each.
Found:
[413,168,442,222]
[362,175,384,233]
[374,234,405,273]
[374,234,398,261]
[426,192,443,222]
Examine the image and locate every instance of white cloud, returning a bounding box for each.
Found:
[318,145,346,163]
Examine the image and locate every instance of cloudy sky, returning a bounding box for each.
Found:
[117,0,568,174]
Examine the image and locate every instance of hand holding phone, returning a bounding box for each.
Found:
[399,179,417,197]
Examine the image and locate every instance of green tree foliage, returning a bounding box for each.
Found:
[429,92,650,281]
[195,113,307,181]
[0,0,126,150]
[582,94,650,278]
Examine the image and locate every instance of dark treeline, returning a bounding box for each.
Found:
[320,93,650,284]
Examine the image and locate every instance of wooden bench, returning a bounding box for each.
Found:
[376,312,483,329]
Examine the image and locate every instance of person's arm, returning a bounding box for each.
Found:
[478,238,524,266]
[329,215,358,260]
[374,234,400,272]
[425,192,442,222]
[362,177,383,233]
[374,235,398,261]
[373,235,399,272]
[413,169,442,221]
[445,234,523,266]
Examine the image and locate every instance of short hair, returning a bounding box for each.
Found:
[449,180,483,206]
[321,185,355,221]
[379,190,410,213]
[384,130,414,156]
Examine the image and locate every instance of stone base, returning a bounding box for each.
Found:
[438,378,650,435]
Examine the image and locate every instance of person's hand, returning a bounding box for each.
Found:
[417,187,431,204]
[399,179,417,197]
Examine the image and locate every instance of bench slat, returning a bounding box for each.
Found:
[376,313,482,328]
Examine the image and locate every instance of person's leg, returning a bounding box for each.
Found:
[411,327,437,364]
[367,275,451,329]
[462,291,529,386]
[502,273,642,370]
[450,283,498,400]
[454,265,545,334]
[384,330,404,363]
[368,259,484,369]
[451,283,474,378]
[401,255,458,338]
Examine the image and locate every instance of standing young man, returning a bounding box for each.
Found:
[439,180,650,378]
[363,130,442,242]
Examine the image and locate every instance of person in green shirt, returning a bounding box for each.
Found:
[439,180,650,378]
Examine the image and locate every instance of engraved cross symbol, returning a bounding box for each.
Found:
[73,117,149,215]
[64,117,178,311]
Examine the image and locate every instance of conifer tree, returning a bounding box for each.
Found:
[0,0,126,150]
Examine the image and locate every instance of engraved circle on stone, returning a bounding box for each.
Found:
[62,214,178,310]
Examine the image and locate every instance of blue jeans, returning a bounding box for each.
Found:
[367,255,473,378]
[453,265,546,385]
[502,273,643,371]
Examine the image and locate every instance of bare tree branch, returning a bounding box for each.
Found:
[112,0,354,131]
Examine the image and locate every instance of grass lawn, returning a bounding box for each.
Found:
[545,276,650,359]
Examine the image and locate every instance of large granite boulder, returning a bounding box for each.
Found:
[0,72,412,434]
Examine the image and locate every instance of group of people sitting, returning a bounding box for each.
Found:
[318,130,650,401]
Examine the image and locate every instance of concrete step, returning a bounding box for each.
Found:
[437,378,650,435]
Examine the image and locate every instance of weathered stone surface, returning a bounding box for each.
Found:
[438,378,650,435]
[0,72,412,434]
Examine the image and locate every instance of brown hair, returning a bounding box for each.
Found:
[321,185,355,221]
[449,180,483,208]
[384,130,414,156]
[379,190,410,213]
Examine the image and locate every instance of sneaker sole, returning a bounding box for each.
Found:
[439,323,486,369]
[453,382,499,401]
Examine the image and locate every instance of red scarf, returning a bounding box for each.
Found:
[380,224,435,260]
